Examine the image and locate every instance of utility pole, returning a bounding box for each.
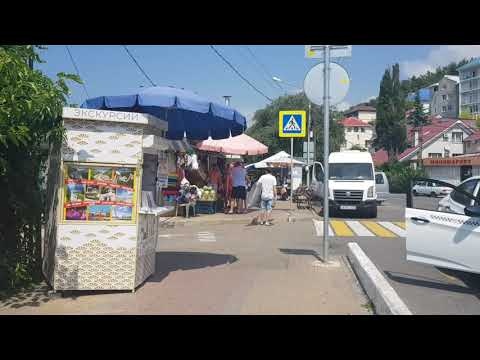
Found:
[307,102,312,186]
[323,46,331,262]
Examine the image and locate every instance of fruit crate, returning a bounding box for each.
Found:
[195,200,217,214]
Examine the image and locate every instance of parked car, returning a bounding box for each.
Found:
[412,180,453,197]
[375,171,389,205]
[406,176,480,274]
[437,176,480,215]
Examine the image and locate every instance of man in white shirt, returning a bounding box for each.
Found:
[230,161,247,214]
[256,169,277,225]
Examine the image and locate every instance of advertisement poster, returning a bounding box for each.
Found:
[64,164,136,222]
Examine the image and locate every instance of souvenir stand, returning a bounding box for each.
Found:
[42,107,169,292]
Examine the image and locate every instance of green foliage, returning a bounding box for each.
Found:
[0,45,80,290]
[379,161,426,193]
[408,92,430,128]
[374,64,407,161]
[246,92,345,163]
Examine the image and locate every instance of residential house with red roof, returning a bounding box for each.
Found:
[344,104,376,123]
[372,117,477,167]
[339,117,374,151]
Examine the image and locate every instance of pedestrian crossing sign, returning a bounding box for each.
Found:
[279,110,306,138]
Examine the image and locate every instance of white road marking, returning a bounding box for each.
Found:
[378,222,406,237]
[312,219,333,236]
[197,232,216,242]
[345,221,375,236]
[157,234,186,238]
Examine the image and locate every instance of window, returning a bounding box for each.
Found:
[444,149,450,157]
[448,105,452,111]
[360,127,365,133]
[347,127,352,132]
[375,174,384,184]
[428,153,442,158]
[443,134,449,141]
[329,163,373,180]
[354,127,359,132]
[442,106,447,112]
[452,132,463,143]
[451,179,479,207]
[442,95,447,101]
[433,86,438,92]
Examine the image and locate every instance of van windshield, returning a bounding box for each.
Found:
[329,163,373,180]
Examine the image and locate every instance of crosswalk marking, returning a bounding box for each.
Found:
[379,221,406,237]
[394,221,406,230]
[312,219,334,236]
[360,221,396,238]
[330,220,355,237]
[345,221,375,236]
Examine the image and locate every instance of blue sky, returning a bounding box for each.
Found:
[37,45,480,124]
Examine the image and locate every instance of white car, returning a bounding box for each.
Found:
[437,176,480,215]
[406,176,480,274]
[412,180,452,197]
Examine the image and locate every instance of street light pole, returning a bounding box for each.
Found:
[323,45,331,263]
[307,102,311,187]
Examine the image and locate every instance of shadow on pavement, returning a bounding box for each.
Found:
[279,248,321,261]
[0,284,52,309]
[384,270,480,299]
[149,251,238,283]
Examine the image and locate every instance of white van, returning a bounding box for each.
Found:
[328,151,377,218]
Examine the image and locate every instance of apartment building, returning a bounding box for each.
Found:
[458,58,480,117]
[430,75,459,118]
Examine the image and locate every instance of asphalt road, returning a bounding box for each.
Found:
[322,193,480,315]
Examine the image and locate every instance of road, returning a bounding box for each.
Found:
[313,194,480,315]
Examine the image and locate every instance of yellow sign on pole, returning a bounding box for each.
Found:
[278,110,306,138]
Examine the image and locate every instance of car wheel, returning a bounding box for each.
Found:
[430,192,436,198]
[369,206,377,218]
[413,190,418,196]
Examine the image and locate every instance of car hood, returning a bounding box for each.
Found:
[328,180,374,190]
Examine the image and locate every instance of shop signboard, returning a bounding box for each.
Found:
[63,164,137,222]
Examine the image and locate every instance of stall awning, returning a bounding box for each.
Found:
[195,134,268,155]
[81,86,246,140]
[248,151,305,169]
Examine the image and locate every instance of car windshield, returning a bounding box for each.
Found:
[329,163,373,180]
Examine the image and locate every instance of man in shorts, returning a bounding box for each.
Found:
[230,161,247,214]
[257,168,277,225]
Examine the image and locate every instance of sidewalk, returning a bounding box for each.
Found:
[162,200,318,227]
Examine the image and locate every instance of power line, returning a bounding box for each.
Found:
[122,45,156,87]
[209,45,273,102]
[65,45,90,99]
[244,46,284,92]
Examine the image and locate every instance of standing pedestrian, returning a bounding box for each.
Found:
[224,163,233,212]
[230,161,247,214]
[256,168,277,225]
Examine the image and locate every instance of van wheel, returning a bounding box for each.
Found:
[368,206,377,218]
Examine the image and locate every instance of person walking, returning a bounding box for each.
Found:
[230,161,247,214]
[256,168,277,225]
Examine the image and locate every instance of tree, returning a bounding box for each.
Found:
[349,144,367,151]
[374,64,407,161]
[0,45,80,290]
[246,92,345,163]
[407,92,431,168]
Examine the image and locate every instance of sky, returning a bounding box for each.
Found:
[37,45,480,125]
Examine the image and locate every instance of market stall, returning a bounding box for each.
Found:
[246,151,305,192]
[42,107,172,292]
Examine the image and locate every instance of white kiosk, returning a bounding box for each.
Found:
[42,107,173,292]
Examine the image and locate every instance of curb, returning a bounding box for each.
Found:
[346,242,412,315]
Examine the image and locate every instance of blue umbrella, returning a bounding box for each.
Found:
[81,86,246,140]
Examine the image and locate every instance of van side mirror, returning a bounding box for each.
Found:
[464,206,480,218]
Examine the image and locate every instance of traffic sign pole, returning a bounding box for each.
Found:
[307,102,311,187]
[323,45,330,263]
[291,137,294,211]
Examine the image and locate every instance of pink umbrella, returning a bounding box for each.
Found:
[195,134,268,155]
